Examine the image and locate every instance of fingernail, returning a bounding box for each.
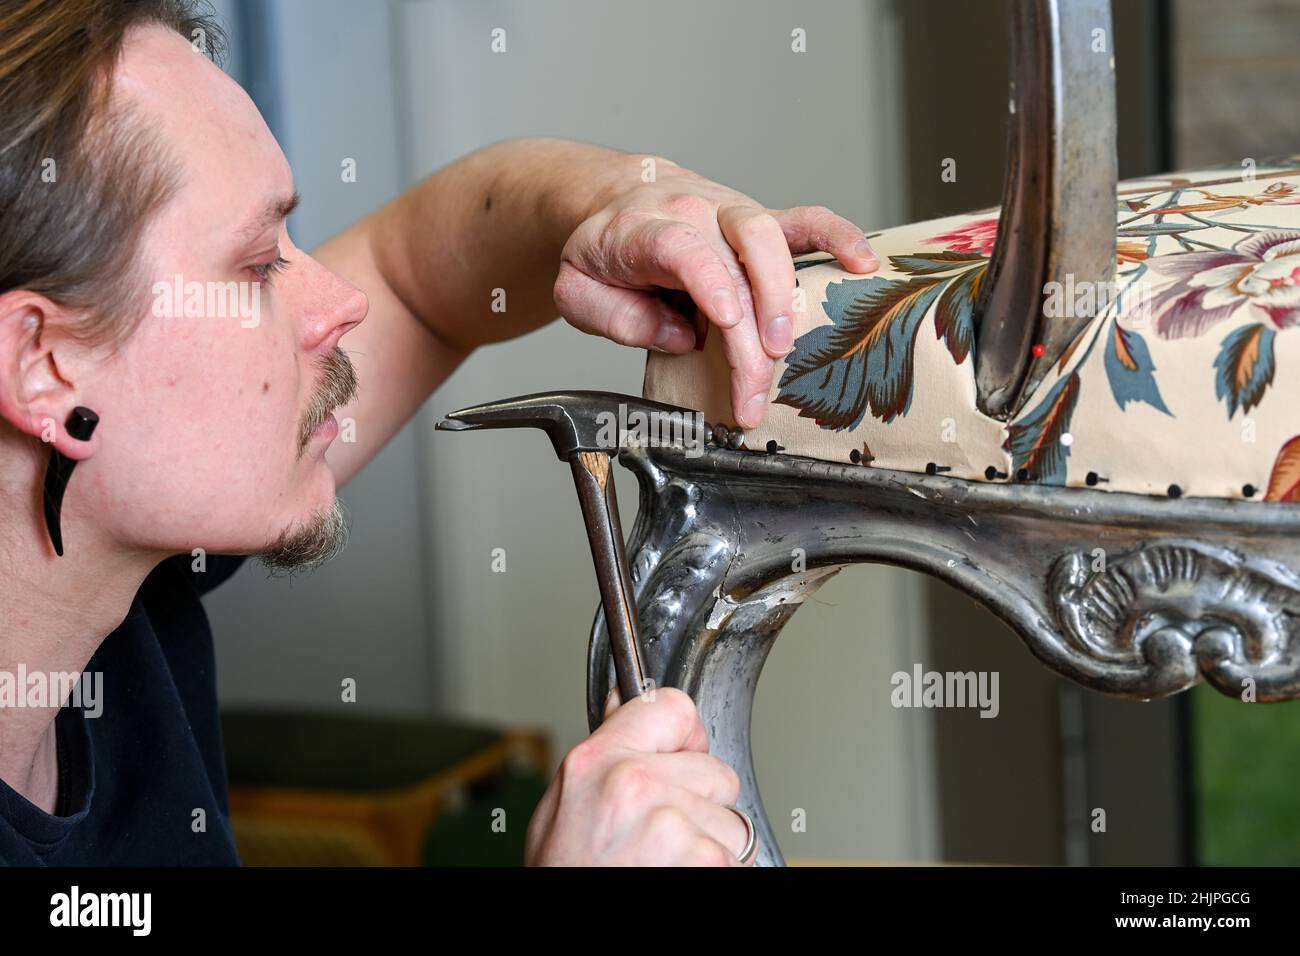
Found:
[652,317,695,352]
[712,288,740,327]
[765,314,793,354]
[742,391,767,427]
[855,238,878,262]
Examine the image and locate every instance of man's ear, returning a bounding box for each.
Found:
[0,291,102,462]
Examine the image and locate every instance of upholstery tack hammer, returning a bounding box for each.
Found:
[436,390,707,705]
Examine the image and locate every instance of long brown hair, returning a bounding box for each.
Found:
[0,0,226,345]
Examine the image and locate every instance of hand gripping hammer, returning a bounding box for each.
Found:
[436,390,707,705]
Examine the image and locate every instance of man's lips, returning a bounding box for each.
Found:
[311,413,339,441]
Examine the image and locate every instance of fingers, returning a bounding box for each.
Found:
[565,203,874,432]
[558,217,772,424]
[637,800,756,867]
[677,792,757,866]
[554,261,697,353]
[624,208,783,427]
[719,316,776,430]
[594,685,710,755]
[598,688,738,801]
[601,750,741,805]
[619,216,774,428]
[586,215,746,333]
[772,204,880,274]
[717,205,797,359]
[532,688,754,865]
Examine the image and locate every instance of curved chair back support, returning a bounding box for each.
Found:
[975,0,1117,418]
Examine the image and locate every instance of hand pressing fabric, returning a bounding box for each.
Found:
[553,159,880,429]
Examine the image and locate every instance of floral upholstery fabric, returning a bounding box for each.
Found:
[643,159,1300,502]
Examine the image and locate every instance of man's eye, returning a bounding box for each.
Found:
[250,255,290,282]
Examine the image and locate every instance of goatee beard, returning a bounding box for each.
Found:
[258,346,357,572]
[256,498,349,575]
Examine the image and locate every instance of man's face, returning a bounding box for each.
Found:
[81,25,367,565]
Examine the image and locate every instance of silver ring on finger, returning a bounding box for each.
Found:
[723,803,757,864]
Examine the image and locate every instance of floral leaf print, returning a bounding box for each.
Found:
[1116,238,1151,265]
[1117,222,1211,237]
[1004,372,1081,484]
[1147,230,1300,337]
[926,218,999,256]
[889,251,987,275]
[1265,436,1300,502]
[1146,181,1300,217]
[1056,322,1092,373]
[776,275,947,429]
[1104,324,1171,415]
[1213,322,1276,418]
[933,261,985,364]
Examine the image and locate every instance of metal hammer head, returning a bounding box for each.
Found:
[436,390,706,460]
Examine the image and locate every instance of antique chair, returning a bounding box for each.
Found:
[444,0,1300,866]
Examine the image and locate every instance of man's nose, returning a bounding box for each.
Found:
[301,266,369,352]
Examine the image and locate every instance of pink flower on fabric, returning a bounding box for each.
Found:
[1149,230,1300,336]
[1189,241,1300,318]
[926,217,999,256]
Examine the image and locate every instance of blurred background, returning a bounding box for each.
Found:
[199,0,1300,865]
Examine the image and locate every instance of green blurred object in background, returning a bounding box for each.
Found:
[1193,684,1300,865]
[422,774,548,867]
[222,709,549,866]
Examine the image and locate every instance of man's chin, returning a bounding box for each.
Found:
[255,498,350,575]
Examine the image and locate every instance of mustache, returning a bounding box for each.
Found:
[298,347,358,454]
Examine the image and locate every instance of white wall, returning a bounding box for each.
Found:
[207,0,939,863]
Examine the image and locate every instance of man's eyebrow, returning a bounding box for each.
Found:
[235,191,301,242]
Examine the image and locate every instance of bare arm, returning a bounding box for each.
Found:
[314,135,876,487]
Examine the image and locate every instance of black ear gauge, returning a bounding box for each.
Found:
[42,406,99,557]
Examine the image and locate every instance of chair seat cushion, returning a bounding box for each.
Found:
[643,159,1300,501]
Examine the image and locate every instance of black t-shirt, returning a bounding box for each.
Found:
[0,553,248,865]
